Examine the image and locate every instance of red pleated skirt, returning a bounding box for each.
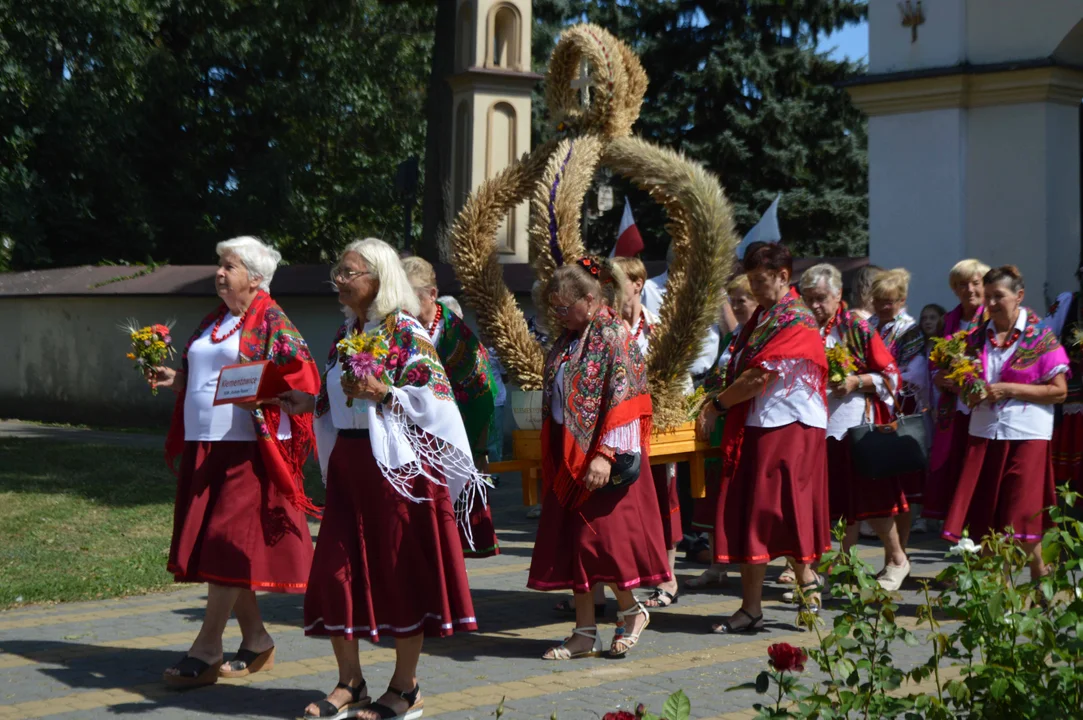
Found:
[303,434,477,642]
[714,423,831,565]
[923,411,971,519]
[942,437,1055,543]
[459,487,500,559]
[652,464,683,548]
[1053,412,1083,491]
[827,437,909,524]
[528,447,671,593]
[168,441,313,593]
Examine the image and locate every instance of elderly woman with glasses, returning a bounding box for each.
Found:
[146,236,322,688]
[800,263,909,591]
[275,238,487,720]
[402,255,500,558]
[528,257,669,661]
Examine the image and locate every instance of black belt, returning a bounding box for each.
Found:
[338,429,370,440]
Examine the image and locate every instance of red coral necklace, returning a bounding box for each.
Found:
[427,303,443,338]
[210,309,247,344]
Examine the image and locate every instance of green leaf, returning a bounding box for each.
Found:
[990,678,1008,699]
[661,690,691,720]
[755,671,771,695]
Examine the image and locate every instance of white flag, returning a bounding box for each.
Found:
[736,194,782,259]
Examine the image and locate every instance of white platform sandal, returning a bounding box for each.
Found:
[542,626,603,660]
[611,602,650,658]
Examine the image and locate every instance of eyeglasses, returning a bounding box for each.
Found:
[331,265,372,283]
[551,304,570,316]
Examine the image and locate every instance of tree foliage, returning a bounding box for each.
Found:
[531,0,869,259]
[0,0,435,270]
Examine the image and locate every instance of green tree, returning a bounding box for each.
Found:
[0,0,435,270]
[530,0,869,258]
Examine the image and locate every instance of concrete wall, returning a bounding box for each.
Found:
[0,294,539,429]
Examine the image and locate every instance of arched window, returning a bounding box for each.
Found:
[487,102,517,250]
[487,4,521,70]
[453,101,472,212]
[457,2,474,71]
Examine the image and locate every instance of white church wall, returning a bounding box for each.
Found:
[869,0,966,74]
[966,0,1083,65]
[868,108,968,309]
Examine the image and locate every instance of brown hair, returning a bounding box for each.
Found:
[850,264,883,310]
[743,243,793,275]
[610,255,648,284]
[983,264,1025,293]
[546,257,628,311]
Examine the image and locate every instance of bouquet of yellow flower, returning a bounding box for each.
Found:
[121,320,176,395]
[337,328,390,407]
[1069,325,1083,363]
[930,331,988,404]
[825,344,857,385]
[684,386,709,422]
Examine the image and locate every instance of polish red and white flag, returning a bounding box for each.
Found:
[610,198,645,257]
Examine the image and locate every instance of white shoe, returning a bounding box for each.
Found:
[911,518,929,534]
[877,560,911,592]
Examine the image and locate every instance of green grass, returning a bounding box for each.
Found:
[0,438,325,609]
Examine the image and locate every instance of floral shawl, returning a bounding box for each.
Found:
[833,304,900,424]
[964,308,1070,386]
[542,306,652,510]
[431,300,498,454]
[313,311,490,541]
[165,290,322,516]
[716,289,827,484]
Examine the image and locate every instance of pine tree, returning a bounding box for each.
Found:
[530,0,869,258]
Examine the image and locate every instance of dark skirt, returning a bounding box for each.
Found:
[942,437,1055,543]
[528,449,672,593]
[459,487,500,559]
[713,423,831,565]
[692,460,721,532]
[168,441,313,593]
[303,434,477,642]
[828,437,910,523]
[652,464,683,549]
[923,411,971,519]
[1053,412,1083,492]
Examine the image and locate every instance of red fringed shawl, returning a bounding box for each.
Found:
[834,303,900,425]
[717,289,827,486]
[164,291,323,517]
[541,307,652,509]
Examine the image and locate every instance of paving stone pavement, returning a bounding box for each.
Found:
[0,425,962,719]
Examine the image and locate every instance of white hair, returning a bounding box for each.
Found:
[800,262,842,296]
[438,295,463,317]
[216,236,281,292]
[340,237,420,321]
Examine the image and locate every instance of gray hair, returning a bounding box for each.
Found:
[799,263,843,296]
[340,237,420,321]
[438,295,463,317]
[216,236,281,292]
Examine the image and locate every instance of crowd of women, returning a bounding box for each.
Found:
[144,234,1078,719]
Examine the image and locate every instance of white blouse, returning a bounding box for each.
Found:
[824,325,893,441]
[183,314,291,442]
[969,311,1067,442]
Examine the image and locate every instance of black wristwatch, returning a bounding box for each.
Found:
[711,396,725,413]
[380,390,393,405]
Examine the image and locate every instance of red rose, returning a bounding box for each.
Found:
[767,643,807,672]
[602,712,635,720]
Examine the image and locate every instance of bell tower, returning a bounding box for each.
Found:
[447,0,539,264]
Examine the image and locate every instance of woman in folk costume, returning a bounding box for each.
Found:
[686,273,757,588]
[276,238,486,720]
[923,259,990,521]
[528,257,670,660]
[1045,263,1083,493]
[696,243,831,633]
[402,256,500,558]
[611,255,684,608]
[799,264,911,591]
[870,269,926,550]
[147,236,321,688]
[943,266,1068,579]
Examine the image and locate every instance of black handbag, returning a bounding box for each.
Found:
[847,413,929,478]
[603,452,642,490]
